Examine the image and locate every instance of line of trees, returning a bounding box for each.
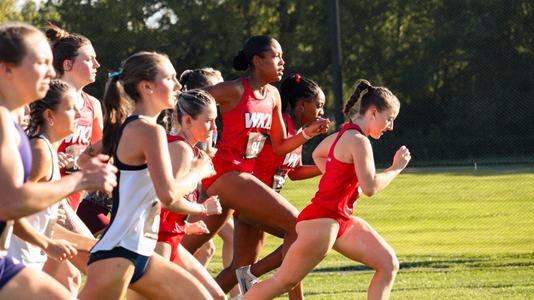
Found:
[3,0,533,165]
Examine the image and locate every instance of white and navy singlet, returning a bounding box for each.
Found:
[91,115,161,256]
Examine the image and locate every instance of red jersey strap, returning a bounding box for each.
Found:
[241,77,253,99]
[166,134,198,156]
[81,91,95,112]
[167,134,185,143]
[240,77,270,101]
[328,122,364,158]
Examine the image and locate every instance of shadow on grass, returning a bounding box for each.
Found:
[302,288,367,296]
[302,282,533,296]
[312,254,534,274]
[404,164,534,176]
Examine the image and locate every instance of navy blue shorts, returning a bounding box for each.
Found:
[88,247,150,284]
[0,256,25,289]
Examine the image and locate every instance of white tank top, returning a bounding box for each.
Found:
[8,134,60,269]
[91,116,161,256]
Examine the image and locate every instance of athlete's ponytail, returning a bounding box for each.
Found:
[344,79,399,118]
[232,51,249,71]
[232,35,273,71]
[102,76,128,156]
[102,51,168,156]
[45,21,91,77]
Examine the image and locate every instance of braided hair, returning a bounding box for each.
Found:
[176,89,216,124]
[179,68,222,90]
[27,80,72,136]
[157,68,222,132]
[344,79,399,118]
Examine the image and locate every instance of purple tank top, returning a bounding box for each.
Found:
[0,123,32,249]
[15,122,32,183]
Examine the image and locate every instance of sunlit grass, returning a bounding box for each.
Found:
[207,165,534,299]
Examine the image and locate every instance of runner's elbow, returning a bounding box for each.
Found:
[156,192,174,206]
[360,186,376,197]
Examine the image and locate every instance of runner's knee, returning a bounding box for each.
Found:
[274,272,300,293]
[202,240,216,259]
[376,251,399,275]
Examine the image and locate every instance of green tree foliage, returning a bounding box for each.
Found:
[5,0,534,165]
[1,0,59,28]
[0,0,23,23]
[338,0,534,164]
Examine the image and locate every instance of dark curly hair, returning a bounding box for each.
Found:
[27,80,73,136]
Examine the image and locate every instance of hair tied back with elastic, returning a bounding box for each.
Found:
[108,69,123,79]
[359,88,369,102]
[295,73,301,84]
[46,20,69,40]
[232,50,249,71]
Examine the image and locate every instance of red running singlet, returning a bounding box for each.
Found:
[158,134,199,261]
[215,77,274,170]
[202,77,275,190]
[311,122,363,218]
[253,113,302,192]
[58,91,96,210]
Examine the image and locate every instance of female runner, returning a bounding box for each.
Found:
[181,35,328,299]
[154,89,226,299]
[232,74,326,294]
[243,79,411,300]
[46,22,103,211]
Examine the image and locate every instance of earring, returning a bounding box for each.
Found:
[48,120,54,127]
[64,62,73,72]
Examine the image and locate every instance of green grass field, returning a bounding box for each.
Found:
[209,165,534,299]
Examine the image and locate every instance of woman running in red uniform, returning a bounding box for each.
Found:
[178,68,239,299]
[253,74,324,192]
[152,89,226,299]
[46,22,103,211]
[243,79,411,300]
[44,22,104,293]
[228,74,326,294]
[181,35,329,299]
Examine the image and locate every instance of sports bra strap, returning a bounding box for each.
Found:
[114,115,148,170]
[29,134,57,181]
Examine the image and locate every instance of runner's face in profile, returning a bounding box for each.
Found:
[189,101,217,144]
[255,40,284,83]
[9,33,55,104]
[152,59,181,110]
